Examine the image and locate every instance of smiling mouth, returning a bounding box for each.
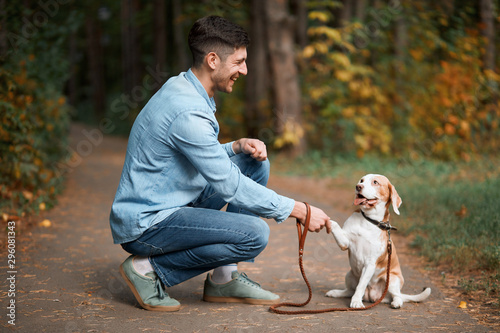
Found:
[354,194,378,206]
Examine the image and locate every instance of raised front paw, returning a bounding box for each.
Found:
[350,298,365,308]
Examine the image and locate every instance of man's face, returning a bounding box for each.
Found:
[213,46,248,94]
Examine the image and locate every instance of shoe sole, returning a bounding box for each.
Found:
[203,295,280,305]
[119,263,181,312]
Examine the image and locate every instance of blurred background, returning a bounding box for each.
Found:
[2,0,499,209]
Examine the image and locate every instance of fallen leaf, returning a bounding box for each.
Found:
[40,219,52,228]
[454,205,467,217]
[22,190,33,201]
[458,301,467,309]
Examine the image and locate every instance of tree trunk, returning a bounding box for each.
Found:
[67,31,78,107]
[479,0,498,114]
[121,0,142,94]
[172,0,188,72]
[153,0,167,77]
[86,15,106,120]
[354,0,367,22]
[394,6,407,81]
[479,0,496,73]
[265,0,305,154]
[340,0,353,26]
[0,0,7,58]
[291,0,308,48]
[245,0,269,139]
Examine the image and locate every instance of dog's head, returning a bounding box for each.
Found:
[354,174,402,215]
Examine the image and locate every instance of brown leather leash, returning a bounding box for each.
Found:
[269,202,393,314]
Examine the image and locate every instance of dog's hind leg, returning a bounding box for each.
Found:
[325,288,354,298]
[326,270,355,298]
[387,277,404,308]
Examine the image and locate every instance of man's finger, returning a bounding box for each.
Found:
[326,220,332,234]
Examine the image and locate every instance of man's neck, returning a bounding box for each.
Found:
[191,66,215,98]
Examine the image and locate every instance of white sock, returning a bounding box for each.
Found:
[133,256,154,275]
[211,264,238,284]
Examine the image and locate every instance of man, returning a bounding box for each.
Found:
[110,15,332,312]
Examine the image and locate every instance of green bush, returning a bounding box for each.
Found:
[0,3,77,218]
[0,61,71,217]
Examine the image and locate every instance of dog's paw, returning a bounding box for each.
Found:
[391,297,403,309]
[350,299,365,308]
[326,289,341,298]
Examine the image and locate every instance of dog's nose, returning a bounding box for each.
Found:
[356,184,363,192]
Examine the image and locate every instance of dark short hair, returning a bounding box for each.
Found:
[188,16,250,68]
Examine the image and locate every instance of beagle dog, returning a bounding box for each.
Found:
[326,174,431,308]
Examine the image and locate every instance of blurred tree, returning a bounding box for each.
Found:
[121,0,142,94]
[480,0,496,73]
[153,0,167,74]
[291,0,308,48]
[172,0,189,73]
[340,0,353,26]
[265,0,305,153]
[86,5,106,119]
[245,0,269,139]
[0,1,76,216]
[354,0,367,21]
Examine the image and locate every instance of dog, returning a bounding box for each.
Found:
[326,174,431,309]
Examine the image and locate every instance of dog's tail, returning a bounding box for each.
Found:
[401,287,431,303]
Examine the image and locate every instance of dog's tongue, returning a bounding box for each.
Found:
[354,198,378,206]
[354,197,367,206]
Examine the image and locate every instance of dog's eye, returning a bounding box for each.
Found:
[360,179,364,183]
[373,180,379,185]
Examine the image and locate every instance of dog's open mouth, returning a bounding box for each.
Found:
[354,194,378,206]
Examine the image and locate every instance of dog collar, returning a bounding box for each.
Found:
[361,211,398,231]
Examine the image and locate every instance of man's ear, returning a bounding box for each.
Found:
[206,52,219,70]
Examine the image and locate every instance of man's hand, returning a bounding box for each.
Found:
[290,202,332,234]
[233,138,267,161]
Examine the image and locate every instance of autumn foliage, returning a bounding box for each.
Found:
[0,4,73,218]
[0,59,70,218]
[301,2,499,160]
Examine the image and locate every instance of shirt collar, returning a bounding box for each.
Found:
[186,68,216,112]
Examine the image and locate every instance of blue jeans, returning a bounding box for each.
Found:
[121,154,271,287]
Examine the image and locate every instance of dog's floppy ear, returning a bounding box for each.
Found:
[390,183,402,215]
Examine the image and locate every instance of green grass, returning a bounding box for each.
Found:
[271,152,500,301]
[399,177,500,273]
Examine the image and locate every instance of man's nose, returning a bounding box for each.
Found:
[239,62,248,75]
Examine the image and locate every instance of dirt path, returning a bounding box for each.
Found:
[1,124,493,332]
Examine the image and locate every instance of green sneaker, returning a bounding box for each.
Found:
[203,271,280,305]
[119,256,180,311]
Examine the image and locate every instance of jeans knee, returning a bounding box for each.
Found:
[231,154,270,186]
[253,158,270,186]
[250,218,270,252]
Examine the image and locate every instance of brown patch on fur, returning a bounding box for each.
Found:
[376,231,404,285]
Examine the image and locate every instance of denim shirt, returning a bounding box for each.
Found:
[109,69,295,244]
